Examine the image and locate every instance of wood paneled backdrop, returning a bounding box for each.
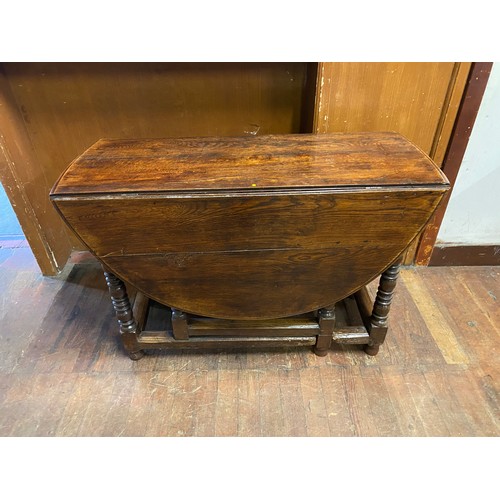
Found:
[313,62,471,264]
[0,62,313,275]
[0,62,469,275]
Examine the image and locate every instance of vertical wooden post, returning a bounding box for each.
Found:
[314,305,335,356]
[415,62,493,265]
[171,308,189,340]
[102,267,144,360]
[0,65,72,275]
[364,260,401,356]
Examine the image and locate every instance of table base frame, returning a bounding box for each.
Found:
[102,262,401,360]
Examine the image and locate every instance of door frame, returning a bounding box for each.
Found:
[415,62,494,265]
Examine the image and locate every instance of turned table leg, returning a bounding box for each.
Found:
[102,267,145,360]
[364,260,401,356]
[314,305,335,356]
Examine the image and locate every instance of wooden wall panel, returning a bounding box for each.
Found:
[314,63,465,157]
[313,62,471,264]
[429,63,472,165]
[0,68,72,275]
[0,63,311,274]
[1,62,471,273]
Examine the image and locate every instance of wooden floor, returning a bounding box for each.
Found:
[0,245,498,437]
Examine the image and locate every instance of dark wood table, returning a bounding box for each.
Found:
[50,132,449,359]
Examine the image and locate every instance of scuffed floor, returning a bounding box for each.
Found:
[0,248,498,436]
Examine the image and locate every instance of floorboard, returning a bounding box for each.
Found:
[0,248,498,436]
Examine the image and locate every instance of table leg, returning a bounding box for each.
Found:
[364,260,401,356]
[314,305,335,356]
[171,308,189,339]
[102,267,145,360]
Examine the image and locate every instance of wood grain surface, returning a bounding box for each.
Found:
[1,62,311,272]
[0,68,72,275]
[51,132,448,195]
[1,247,498,437]
[51,133,449,319]
[54,189,444,319]
[311,62,471,266]
[416,63,493,265]
[53,190,445,255]
[313,63,469,163]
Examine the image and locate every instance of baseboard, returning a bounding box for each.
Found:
[429,245,500,266]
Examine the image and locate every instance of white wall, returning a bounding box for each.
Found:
[437,62,500,246]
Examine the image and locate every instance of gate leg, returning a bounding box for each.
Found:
[364,260,401,356]
[103,267,144,360]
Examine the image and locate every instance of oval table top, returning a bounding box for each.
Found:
[51,133,449,319]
